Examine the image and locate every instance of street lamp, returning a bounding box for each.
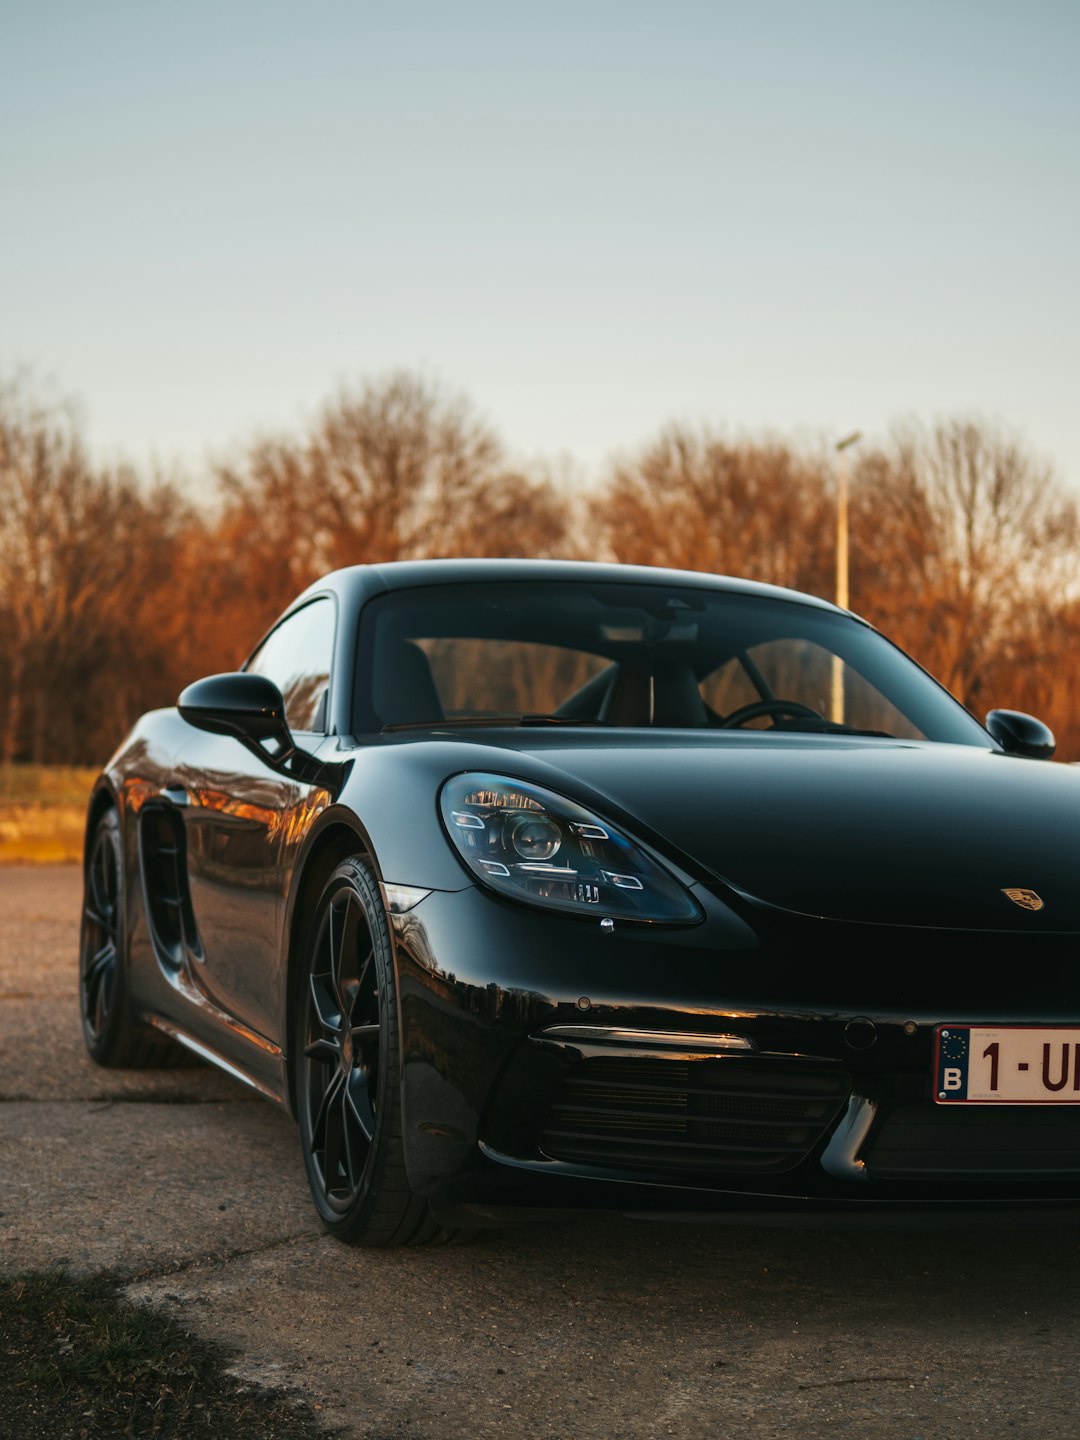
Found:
[830,430,862,724]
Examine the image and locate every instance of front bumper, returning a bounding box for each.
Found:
[389,882,1080,1223]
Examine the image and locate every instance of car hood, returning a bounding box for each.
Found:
[493,733,1080,932]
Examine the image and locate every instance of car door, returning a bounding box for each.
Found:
[173,596,337,1044]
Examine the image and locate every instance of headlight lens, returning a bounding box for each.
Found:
[440,772,702,924]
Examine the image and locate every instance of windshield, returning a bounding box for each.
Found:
[355,580,989,746]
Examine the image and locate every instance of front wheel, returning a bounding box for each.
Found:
[294,857,465,1246]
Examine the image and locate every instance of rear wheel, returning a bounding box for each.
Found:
[295,857,465,1246]
[80,809,175,1067]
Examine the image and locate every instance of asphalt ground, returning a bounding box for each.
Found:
[3,864,1080,1438]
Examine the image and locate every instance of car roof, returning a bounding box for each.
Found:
[299,558,845,616]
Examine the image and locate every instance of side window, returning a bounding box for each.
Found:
[246,598,335,734]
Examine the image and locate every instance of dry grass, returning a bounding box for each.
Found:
[0,766,98,864]
[0,1270,324,1440]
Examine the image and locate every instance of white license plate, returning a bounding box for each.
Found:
[935,1026,1080,1104]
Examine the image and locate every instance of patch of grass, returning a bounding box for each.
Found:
[0,805,86,864]
[0,765,98,864]
[0,764,98,806]
[0,1270,327,1439]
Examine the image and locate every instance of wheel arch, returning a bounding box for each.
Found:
[83,781,119,866]
[83,781,134,938]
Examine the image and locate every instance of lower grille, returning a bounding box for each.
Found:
[867,1103,1080,1177]
[538,1057,851,1175]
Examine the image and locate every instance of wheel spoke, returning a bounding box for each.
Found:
[102,842,116,907]
[84,943,115,1018]
[356,944,374,991]
[304,1035,339,1063]
[328,897,350,1015]
[83,903,111,932]
[320,1075,348,1196]
[87,938,114,974]
[332,895,365,1018]
[84,947,112,1031]
[345,1069,375,1144]
[93,963,113,1033]
[339,1082,360,1188]
[91,841,114,919]
[310,1067,344,1153]
[351,945,375,1025]
[308,972,341,1036]
[326,894,342,964]
[82,960,98,1008]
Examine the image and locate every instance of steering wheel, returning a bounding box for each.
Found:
[720,699,826,729]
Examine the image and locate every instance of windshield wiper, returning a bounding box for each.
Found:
[768,720,897,739]
[519,714,611,726]
[828,727,896,739]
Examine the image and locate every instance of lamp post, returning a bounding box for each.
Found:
[830,430,862,724]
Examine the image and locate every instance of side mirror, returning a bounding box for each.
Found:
[178,673,292,754]
[985,709,1056,760]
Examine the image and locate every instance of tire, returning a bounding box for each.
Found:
[80,808,178,1067]
[294,857,467,1246]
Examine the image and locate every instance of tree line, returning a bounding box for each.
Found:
[2,371,1078,765]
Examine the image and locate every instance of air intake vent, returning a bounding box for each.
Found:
[867,1103,1080,1177]
[539,1057,850,1176]
[139,806,198,967]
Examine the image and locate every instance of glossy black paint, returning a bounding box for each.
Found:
[986,707,1057,760]
[84,558,1080,1230]
[178,672,290,745]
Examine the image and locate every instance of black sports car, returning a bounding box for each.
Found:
[80,559,1080,1244]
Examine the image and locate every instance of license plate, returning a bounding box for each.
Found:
[935,1026,1080,1103]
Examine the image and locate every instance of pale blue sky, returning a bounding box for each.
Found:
[1,1,1077,486]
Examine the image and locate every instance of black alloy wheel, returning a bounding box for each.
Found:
[80,809,172,1067]
[295,857,465,1246]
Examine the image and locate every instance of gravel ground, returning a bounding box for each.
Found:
[3,865,1080,1438]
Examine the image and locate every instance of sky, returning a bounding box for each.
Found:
[1,0,1077,489]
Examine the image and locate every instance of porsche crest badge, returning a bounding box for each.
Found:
[1002,888,1045,912]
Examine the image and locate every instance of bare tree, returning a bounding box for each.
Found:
[212,372,575,644]
[0,382,115,762]
[0,380,196,763]
[600,424,834,593]
[307,372,505,565]
[849,418,1079,712]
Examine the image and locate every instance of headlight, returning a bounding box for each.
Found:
[439,772,702,924]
